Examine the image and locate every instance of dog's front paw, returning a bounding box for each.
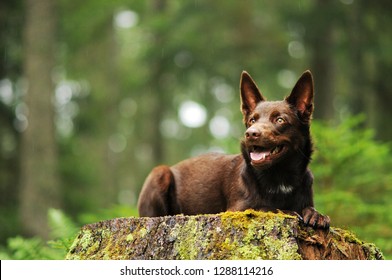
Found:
[302,207,330,229]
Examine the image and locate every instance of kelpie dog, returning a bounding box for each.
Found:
[138,70,330,229]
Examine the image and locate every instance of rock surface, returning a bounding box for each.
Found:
[66,210,383,260]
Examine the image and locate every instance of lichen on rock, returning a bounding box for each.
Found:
[66,210,384,260]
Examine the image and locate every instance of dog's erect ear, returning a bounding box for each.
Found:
[240,71,265,121]
[286,70,314,122]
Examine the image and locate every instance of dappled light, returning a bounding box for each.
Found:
[178,100,207,128]
[277,69,297,89]
[114,10,139,29]
[209,115,230,139]
[288,41,305,59]
[0,79,13,105]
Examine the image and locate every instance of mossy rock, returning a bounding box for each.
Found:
[66,210,383,260]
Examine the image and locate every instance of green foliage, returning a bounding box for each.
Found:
[47,209,80,253]
[0,206,138,259]
[312,115,392,194]
[0,209,79,260]
[0,236,62,260]
[311,116,392,259]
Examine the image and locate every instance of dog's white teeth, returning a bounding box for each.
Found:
[271,146,282,155]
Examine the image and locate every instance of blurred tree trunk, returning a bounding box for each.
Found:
[19,0,60,239]
[102,18,121,206]
[373,4,392,141]
[363,2,392,141]
[347,1,392,141]
[347,0,367,117]
[374,65,392,141]
[144,0,167,165]
[308,0,335,120]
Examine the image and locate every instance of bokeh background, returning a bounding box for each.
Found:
[0,0,391,259]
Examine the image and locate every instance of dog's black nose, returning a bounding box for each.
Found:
[245,127,261,140]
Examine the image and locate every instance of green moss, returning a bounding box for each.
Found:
[164,210,301,260]
[362,243,384,260]
[79,230,93,250]
[340,229,363,244]
[328,228,384,260]
[65,229,100,260]
[138,228,147,238]
[66,210,383,260]
[126,233,134,242]
[211,210,301,260]
[66,235,83,260]
[172,217,209,259]
[78,229,101,257]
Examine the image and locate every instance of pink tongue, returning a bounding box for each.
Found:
[250,151,270,161]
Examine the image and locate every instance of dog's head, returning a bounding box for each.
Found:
[240,70,314,169]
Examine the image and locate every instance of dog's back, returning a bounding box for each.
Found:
[138,153,243,215]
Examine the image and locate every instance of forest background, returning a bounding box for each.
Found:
[0,0,391,259]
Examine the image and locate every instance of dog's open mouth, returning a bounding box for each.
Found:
[250,145,284,163]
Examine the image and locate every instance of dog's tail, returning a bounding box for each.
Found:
[137,165,175,217]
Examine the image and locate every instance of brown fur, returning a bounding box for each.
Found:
[138,70,330,229]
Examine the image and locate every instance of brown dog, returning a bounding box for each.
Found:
[138,70,330,228]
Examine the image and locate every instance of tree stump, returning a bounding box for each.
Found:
[66,210,383,260]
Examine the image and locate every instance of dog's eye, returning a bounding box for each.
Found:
[276,117,285,124]
[249,117,256,125]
